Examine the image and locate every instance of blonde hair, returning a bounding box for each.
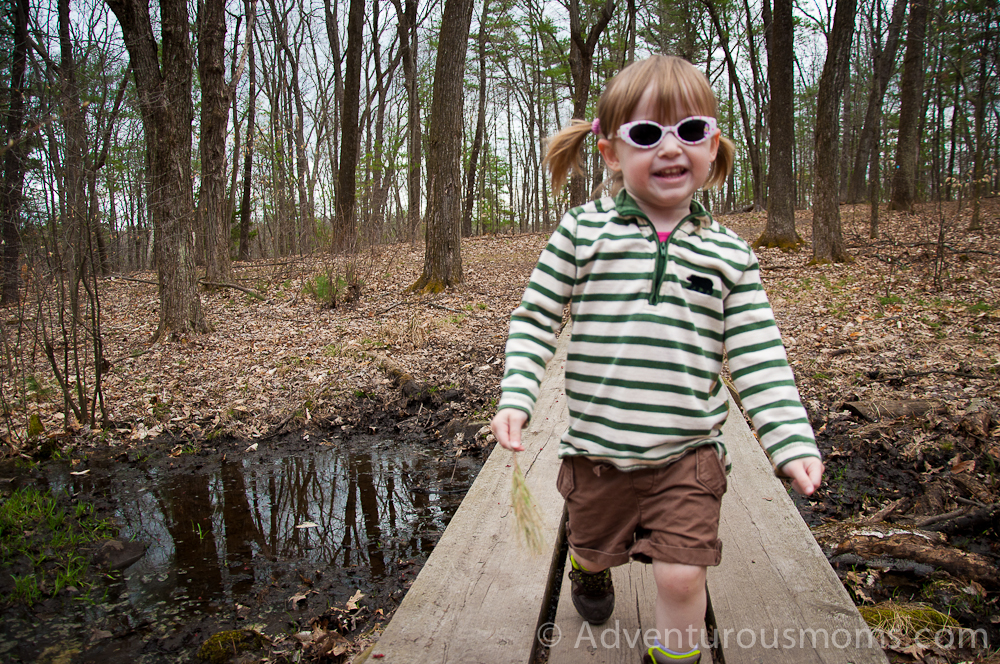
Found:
[544,55,735,196]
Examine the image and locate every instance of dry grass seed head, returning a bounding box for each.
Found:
[510,453,545,555]
[858,601,959,637]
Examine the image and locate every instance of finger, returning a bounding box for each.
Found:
[492,418,524,452]
[506,426,525,452]
[788,465,815,496]
[808,461,824,488]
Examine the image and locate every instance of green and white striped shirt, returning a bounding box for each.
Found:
[498,190,820,472]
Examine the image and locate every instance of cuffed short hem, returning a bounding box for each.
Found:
[566,543,633,571]
[629,540,723,567]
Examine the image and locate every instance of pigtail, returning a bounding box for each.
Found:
[542,120,596,194]
[704,135,735,190]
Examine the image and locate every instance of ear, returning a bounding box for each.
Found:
[597,138,621,172]
[708,130,721,162]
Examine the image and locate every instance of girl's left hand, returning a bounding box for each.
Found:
[780,457,824,496]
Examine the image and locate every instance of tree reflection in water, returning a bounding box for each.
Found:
[103,434,482,618]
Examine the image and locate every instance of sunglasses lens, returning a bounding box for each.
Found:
[627,122,664,146]
[677,119,709,143]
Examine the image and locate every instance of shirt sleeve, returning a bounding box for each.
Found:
[723,248,821,470]
[497,212,579,420]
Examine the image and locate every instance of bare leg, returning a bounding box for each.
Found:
[652,561,707,652]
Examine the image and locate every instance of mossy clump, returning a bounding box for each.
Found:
[197,629,270,664]
[27,413,45,438]
[859,601,959,637]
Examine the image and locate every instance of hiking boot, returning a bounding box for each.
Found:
[568,556,614,624]
[641,646,701,664]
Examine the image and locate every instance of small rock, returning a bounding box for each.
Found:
[92,539,147,571]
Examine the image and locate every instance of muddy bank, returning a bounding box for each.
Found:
[0,385,493,664]
[799,397,1000,661]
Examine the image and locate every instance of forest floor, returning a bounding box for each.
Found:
[2,198,999,664]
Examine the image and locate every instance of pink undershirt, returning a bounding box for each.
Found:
[657,231,672,243]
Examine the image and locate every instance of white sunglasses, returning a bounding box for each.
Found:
[617,116,718,149]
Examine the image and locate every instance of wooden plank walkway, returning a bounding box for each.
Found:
[546,396,888,664]
[368,325,887,664]
[368,328,570,663]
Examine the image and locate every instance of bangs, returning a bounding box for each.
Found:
[597,56,718,135]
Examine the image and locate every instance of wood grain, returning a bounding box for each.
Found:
[369,327,571,664]
[704,399,888,664]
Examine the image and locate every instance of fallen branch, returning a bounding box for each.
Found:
[375,300,412,316]
[913,507,969,528]
[924,504,1000,536]
[861,497,909,524]
[427,302,464,314]
[261,411,298,440]
[842,399,947,422]
[870,369,985,383]
[199,280,266,300]
[116,276,158,286]
[831,530,1000,588]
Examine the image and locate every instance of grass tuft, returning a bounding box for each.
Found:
[510,453,545,555]
[859,601,959,637]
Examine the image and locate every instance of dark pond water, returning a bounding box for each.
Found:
[0,432,485,663]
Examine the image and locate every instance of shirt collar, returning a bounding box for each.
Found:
[613,189,714,230]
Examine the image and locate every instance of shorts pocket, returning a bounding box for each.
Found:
[695,446,727,499]
[556,458,575,498]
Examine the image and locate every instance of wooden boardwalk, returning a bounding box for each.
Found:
[367,326,887,664]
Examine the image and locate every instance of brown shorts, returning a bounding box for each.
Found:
[557,445,726,569]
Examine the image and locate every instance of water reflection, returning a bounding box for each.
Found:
[3,433,480,655]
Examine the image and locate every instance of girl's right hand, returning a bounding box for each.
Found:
[491,409,528,452]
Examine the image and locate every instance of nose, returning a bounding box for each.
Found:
[656,131,683,155]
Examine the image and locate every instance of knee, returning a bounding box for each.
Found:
[653,562,706,601]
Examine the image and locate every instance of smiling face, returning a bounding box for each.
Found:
[597,85,720,231]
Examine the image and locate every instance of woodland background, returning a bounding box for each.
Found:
[0,0,997,445]
[1,0,999,660]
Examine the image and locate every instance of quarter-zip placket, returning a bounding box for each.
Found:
[649,228,671,305]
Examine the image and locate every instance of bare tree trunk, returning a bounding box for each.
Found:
[869,115,881,238]
[365,2,403,242]
[239,0,256,261]
[2,0,29,305]
[845,0,906,203]
[703,0,764,210]
[812,0,857,264]
[87,63,131,276]
[59,0,88,318]
[463,0,490,238]
[323,0,344,232]
[528,3,552,230]
[625,0,636,64]
[755,0,802,250]
[198,0,233,284]
[968,9,993,231]
[289,39,311,250]
[411,0,474,292]
[567,0,616,207]
[390,0,421,244]
[264,0,293,255]
[334,0,364,252]
[889,0,929,212]
[106,0,210,340]
[226,18,242,240]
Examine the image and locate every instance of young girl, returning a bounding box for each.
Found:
[491,55,823,664]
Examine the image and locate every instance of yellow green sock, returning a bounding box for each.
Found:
[648,641,700,662]
[570,554,590,573]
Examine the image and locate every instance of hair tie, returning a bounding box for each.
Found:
[591,118,601,136]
